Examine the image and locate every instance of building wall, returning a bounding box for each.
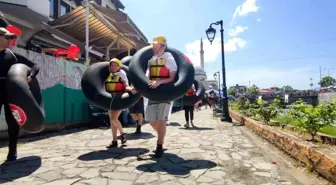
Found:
[0,48,89,131]
[318,92,336,104]
[0,0,27,5]
[101,0,116,9]
[27,0,50,16]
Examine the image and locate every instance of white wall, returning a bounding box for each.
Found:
[101,0,116,9]
[0,0,27,6]
[27,0,50,17]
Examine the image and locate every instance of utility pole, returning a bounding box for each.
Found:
[324,68,334,77]
[320,65,322,88]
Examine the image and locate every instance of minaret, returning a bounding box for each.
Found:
[200,38,204,69]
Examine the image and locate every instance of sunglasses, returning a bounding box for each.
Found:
[1,35,16,40]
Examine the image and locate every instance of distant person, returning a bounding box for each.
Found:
[128,95,144,134]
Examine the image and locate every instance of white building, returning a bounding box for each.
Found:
[0,0,147,61]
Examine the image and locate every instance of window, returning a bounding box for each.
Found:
[49,0,54,18]
[60,0,72,16]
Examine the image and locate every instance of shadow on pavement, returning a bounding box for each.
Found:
[78,147,150,161]
[179,126,214,130]
[168,122,181,126]
[0,127,87,148]
[136,153,217,176]
[0,156,41,183]
[126,132,155,140]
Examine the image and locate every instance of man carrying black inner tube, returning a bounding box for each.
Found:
[0,13,40,162]
[133,36,177,157]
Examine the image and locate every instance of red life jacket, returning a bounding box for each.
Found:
[105,74,125,94]
[186,88,195,96]
[149,57,170,80]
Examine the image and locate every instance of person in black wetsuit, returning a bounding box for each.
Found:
[0,16,40,162]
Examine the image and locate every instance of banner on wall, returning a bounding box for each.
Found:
[0,48,87,131]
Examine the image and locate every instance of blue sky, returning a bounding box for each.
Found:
[122,0,336,90]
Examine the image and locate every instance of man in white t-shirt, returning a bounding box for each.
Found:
[145,36,177,157]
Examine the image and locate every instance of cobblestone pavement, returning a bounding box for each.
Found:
[0,109,330,185]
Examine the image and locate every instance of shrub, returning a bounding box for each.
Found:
[289,100,336,141]
[257,98,282,125]
[236,95,249,110]
[279,111,293,129]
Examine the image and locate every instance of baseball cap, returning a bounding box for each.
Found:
[0,27,17,39]
[151,36,167,45]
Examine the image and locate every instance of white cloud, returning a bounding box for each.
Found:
[233,0,259,19]
[257,18,261,22]
[185,37,247,66]
[228,26,248,37]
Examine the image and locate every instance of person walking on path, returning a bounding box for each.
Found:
[0,13,40,162]
[128,95,145,134]
[104,58,133,148]
[134,36,177,157]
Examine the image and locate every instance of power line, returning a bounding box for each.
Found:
[324,68,334,76]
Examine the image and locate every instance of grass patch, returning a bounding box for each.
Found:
[274,116,336,137]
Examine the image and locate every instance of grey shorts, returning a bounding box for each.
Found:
[145,102,171,121]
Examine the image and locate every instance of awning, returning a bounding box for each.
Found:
[48,2,148,58]
[91,3,147,45]
[0,2,84,51]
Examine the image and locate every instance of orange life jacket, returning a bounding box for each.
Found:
[149,57,170,80]
[186,88,195,96]
[105,74,125,94]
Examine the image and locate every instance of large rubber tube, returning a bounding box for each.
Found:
[182,79,205,105]
[6,64,45,133]
[121,56,132,67]
[129,46,195,102]
[81,62,141,110]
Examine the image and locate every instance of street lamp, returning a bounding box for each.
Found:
[213,71,221,97]
[206,20,232,122]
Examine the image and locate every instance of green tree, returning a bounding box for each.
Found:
[247,84,260,95]
[236,95,249,110]
[257,98,282,125]
[289,100,336,141]
[282,85,294,92]
[319,76,336,87]
[227,86,236,96]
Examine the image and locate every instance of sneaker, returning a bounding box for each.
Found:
[191,121,195,127]
[184,123,190,128]
[135,125,141,134]
[154,147,164,158]
[5,153,17,162]
[120,133,127,144]
[152,148,167,153]
[106,141,118,148]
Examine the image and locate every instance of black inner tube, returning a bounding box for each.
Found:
[6,63,45,133]
[129,46,195,102]
[81,62,141,110]
[121,56,132,66]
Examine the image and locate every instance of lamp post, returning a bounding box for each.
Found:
[213,71,221,97]
[206,20,232,122]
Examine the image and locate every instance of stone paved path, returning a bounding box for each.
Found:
[0,109,330,185]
